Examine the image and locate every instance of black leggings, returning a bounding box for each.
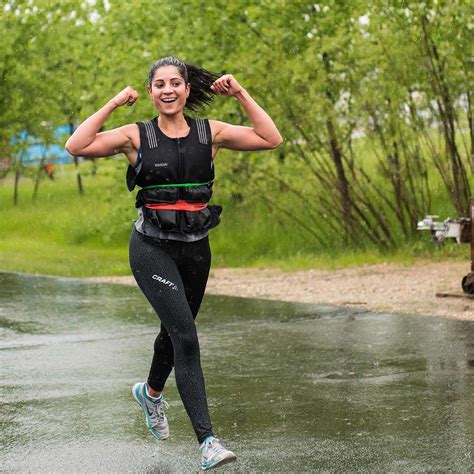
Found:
[129,228,212,444]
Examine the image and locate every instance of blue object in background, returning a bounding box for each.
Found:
[13,125,73,165]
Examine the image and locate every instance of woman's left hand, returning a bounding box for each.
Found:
[211,74,243,97]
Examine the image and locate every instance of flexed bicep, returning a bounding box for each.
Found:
[65,86,140,157]
[208,76,283,153]
[69,125,136,158]
[211,121,277,151]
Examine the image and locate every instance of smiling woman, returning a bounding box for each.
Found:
[65,55,282,471]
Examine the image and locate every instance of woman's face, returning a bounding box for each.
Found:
[147,65,190,116]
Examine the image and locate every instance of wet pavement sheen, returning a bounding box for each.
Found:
[1,272,473,472]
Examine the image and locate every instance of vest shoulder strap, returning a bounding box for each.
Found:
[194,118,210,145]
[137,120,159,149]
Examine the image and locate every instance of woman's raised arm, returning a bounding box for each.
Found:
[210,75,283,152]
[65,86,139,158]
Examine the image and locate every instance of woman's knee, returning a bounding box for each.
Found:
[154,330,173,353]
[173,331,200,360]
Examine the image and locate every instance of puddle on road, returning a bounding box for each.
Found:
[1,272,473,472]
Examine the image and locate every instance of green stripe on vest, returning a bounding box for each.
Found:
[142,182,210,190]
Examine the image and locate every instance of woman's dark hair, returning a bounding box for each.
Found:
[148,56,220,112]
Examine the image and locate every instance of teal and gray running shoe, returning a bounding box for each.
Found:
[200,436,237,471]
[132,382,169,440]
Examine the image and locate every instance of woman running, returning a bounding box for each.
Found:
[65,56,282,471]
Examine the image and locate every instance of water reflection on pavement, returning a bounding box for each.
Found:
[1,272,473,472]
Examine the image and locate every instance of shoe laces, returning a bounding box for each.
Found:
[201,437,226,455]
[150,398,169,421]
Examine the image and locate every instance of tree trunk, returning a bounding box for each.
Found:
[75,159,84,194]
[326,118,353,236]
[69,122,84,195]
[13,168,21,206]
[13,150,24,206]
[421,16,471,215]
[467,91,474,172]
[33,149,47,201]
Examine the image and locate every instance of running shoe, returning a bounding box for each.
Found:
[200,436,237,471]
[132,382,169,440]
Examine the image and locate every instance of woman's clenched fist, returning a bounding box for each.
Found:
[110,86,139,108]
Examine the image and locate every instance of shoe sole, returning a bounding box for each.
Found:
[132,383,169,441]
[201,452,237,471]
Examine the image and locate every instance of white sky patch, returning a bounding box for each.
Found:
[4,3,11,12]
[104,0,111,11]
[89,10,101,23]
[359,14,369,26]
[410,91,424,104]
[458,93,469,110]
[335,90,351,113]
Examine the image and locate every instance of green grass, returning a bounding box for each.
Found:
[241,242,468,271]
[0,237,129,277]
[0,159,470,277]
[211,209,469,271]
[1,159,133,277]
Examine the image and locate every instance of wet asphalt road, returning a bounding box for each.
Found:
[1,272,473,472]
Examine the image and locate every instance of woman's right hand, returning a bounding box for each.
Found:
[110,86,140,107]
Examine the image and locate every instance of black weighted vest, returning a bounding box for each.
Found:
[126,116,222,233]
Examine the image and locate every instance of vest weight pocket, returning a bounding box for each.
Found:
[136,188,180,207]
[182,185,213,203]
[143,208,179,232]
[182,208,212,232]
[126,165,137,192]
[181,205,222,232]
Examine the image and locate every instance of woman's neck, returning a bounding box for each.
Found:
[157,114,189,138]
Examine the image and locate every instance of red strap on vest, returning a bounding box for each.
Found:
[144,201,208,211]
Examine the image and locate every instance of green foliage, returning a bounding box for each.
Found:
[0,0,472,267]
[0,162,468,277]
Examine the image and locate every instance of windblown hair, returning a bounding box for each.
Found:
[147,56,220,112]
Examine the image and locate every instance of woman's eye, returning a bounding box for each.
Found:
[172,82,181,87]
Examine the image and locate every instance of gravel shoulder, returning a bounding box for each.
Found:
[87,261,474,321]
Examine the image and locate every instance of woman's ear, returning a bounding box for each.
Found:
[186,82,191,98]
[147,85,153,98]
